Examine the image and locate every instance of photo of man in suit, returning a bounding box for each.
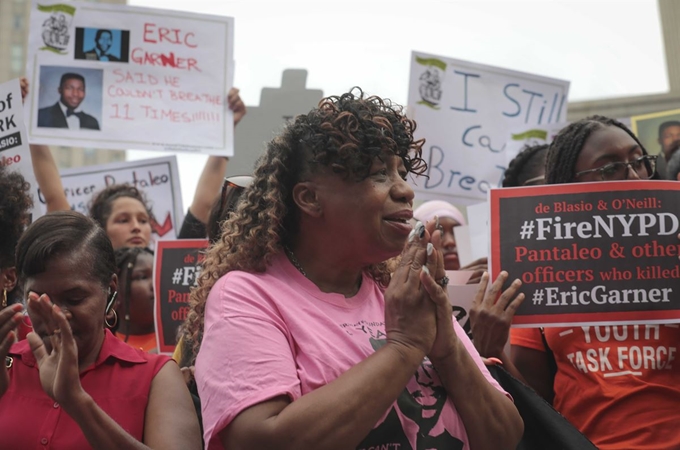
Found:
[84,29,120,62]
[37,73,100,130]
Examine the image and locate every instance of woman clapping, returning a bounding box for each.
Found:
[186,90,522,450]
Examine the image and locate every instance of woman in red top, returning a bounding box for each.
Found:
[0,211,200,449]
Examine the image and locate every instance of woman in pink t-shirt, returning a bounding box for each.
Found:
[186,89,523,450]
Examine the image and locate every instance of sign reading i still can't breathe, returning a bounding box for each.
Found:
[154,239,208,354]
[490,181,680,327]
[25,0,234,155]
[407,51,570,204]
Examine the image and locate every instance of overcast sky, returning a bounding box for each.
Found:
[127,0,668,209]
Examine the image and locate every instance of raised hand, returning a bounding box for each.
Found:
[26,293,86,407]
[469,271,524,358]
[383,221,437,356]
[0,303,23,398]
[228,88,246,126]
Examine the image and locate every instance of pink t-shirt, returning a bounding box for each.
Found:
[196,252,507,450]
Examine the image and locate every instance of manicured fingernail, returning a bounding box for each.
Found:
[408,229,416,242]
[422,266,430,276]
[427,243,434,256]
[415,221,425,239]
[435,215,440,230]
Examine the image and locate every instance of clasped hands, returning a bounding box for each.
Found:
[384,219,458,365]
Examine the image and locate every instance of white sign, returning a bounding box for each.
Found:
[25,0,234,155]
[36,155,184,241]
[504,121,568,166]
[407,51,570,204]
[0,79,41,220]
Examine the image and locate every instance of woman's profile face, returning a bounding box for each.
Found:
[573,126,646,183]
[315,154,415,262]
[25,250,111,362]
[119,252,154,329]
[105,197,152,249]
[438,217,461,270]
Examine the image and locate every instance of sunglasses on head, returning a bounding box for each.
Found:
[218,175,254,216]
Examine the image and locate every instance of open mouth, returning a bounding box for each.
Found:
[384,218,409,224]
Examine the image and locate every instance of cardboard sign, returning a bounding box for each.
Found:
[0,79,40,220]
[504,121,568,166]
[491,181,680,327]
[407,51,569,204]
[25,0,234,155]
[37,155,184,240]
[154,239,208,354]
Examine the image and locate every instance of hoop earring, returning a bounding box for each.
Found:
[2,289,6,308]
[105,310,118,329]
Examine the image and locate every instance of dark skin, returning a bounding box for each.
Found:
[115,252,155,336]
[512,125,649,403]
[0,250,201,450]
[218,155,522,450]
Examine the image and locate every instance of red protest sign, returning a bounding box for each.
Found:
[154,239,208,354]
[490,180,680,327]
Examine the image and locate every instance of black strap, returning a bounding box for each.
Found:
[539,327,558,377]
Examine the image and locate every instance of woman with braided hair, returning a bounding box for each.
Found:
[188,89,523,449]
[112,247,156,352]
[502,144,548,187]
[510,116,680,450]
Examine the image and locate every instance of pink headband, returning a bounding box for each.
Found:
[413,200,466,226]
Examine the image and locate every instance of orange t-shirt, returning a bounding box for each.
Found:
[115,332,157,353]
[511,325,680,450]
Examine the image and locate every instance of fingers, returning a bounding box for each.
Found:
[402,221,430,283]
[51,305,78,364]
[472,272,490,307]
[27,331,48,365]
[483,271,508,308]
[0,304,23,337]
[0,330,15,361]
[496,278,523,310]
[420,263,449,310]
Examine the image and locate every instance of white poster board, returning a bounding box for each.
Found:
[504,121,568,166]
[0,79,41,220]
[407,51,570,204]
[36,155,184,241]
[25,0,234,155]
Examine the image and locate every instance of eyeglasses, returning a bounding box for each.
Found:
[574,155,657,181]
[218,175,253,219]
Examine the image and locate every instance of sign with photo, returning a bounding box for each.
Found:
[407,51,570,204]
[38,155,184,240]
[490,181,680,327]
[154,239,208,354]
[25,0,235,155]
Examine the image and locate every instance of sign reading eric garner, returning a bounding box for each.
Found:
[490,181,680,327]
[154,239,208,354]
[25,0,234,155]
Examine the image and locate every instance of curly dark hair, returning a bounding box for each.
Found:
[88,184,155,230]
[0,165,33,268]
[546,115,656,184]
[180,88,427,365]
[502,144,548,188]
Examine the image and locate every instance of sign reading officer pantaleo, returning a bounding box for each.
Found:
[38,155,184,240]
[407,52,569,204]
[154,239,208,354]
[491,181,680,327]
[0,79,40,220]
[26,0,234,155]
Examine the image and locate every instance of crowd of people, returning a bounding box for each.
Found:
[0,70,678,450]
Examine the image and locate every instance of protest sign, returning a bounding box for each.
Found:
[490,181,680,327]
[0,79,41,220]
[504,122,567,166]
[38,155,184,239]
[407,51,569,204]
[154,239,207,354]
[25,0,234,155]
